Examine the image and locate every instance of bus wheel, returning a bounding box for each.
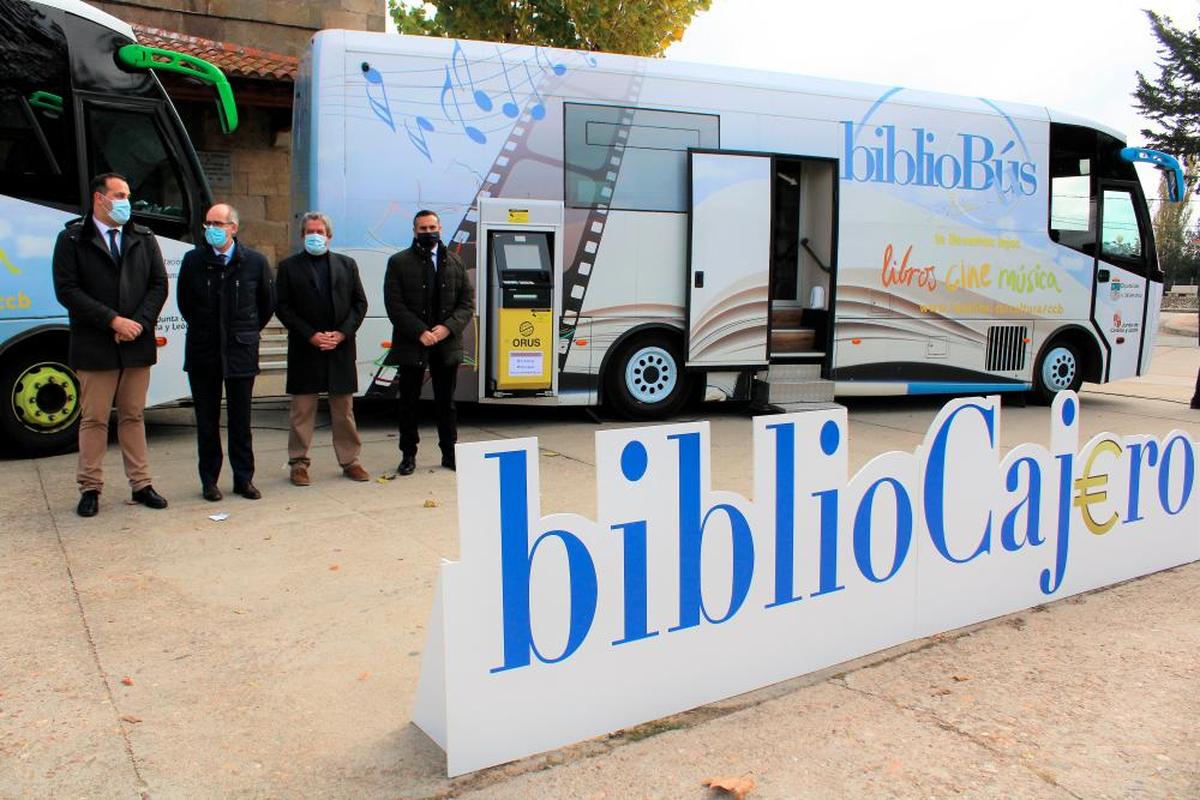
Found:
[606,334,688,420]
[1032,341,1082,405]
[0,353,81,457]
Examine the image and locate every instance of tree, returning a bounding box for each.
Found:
[1134,10,1200,165]
[1152,163,1199,286]
[388,0,713,57]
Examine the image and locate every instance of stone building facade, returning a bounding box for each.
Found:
[91,2,386,263]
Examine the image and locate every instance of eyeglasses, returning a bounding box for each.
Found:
[204,220,234,228]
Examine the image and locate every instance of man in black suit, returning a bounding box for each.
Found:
[383,210,475,474]
[52,173,169,517]
[177,203,275,501]
[275,212,370,485]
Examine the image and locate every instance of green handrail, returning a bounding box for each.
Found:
[28,91,64,114]
[117,43,239,133]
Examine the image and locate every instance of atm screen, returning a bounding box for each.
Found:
[503,243,544,270]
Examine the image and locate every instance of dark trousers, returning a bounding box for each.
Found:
[188,370,256,487]
[398,360,458,456]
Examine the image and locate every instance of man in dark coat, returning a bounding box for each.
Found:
[275,212,370,485]
[383,209,475,474]
[52,172,169,517]
[177,203,275,501]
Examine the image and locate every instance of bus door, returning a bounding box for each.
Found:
[686,150,772,368]
[1092,180,1153,381]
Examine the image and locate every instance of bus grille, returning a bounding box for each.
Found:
[986,325,1027,372]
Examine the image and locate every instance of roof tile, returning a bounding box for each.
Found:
[132,24,298,82]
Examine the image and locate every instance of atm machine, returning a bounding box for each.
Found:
[476,199,564,399]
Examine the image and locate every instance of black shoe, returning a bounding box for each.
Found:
[131,486,168,509]
[233,482,261,500]
[1191,398,1200,410]
[202,484,223,502]
[441,450,456,471]
[397,454,416,476]
[77,490,99,517]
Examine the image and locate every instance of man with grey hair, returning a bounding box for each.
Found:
[275,211,370,484]
[177,202,275,500]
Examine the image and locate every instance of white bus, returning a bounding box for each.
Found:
[0,0,237,455]
[293,31,1183,419]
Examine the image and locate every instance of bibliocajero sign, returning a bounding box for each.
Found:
[412,393,1198,776]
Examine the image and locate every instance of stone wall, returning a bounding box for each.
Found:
[92,0,385,57]
[178,99,294,265]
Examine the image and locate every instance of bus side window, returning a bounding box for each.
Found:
[0,4,79,211]
[85,104,188,226]
[1100,188,1144,267]
[1048,123,1098,256]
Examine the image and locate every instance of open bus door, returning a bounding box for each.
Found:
[685,150,772,368]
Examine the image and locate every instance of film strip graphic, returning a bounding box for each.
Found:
[558,69,647,370]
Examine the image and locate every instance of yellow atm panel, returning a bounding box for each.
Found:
[497,307,553,390]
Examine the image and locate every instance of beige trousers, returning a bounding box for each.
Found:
[287,393,362,469]
[76,367,152,493]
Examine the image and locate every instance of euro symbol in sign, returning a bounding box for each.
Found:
[1072,438,1123,535]
[519,320,535,337]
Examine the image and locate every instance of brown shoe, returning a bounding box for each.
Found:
[343,463,370,482]
[290,465,311,486]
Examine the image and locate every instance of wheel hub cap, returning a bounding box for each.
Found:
[12,362,79,432]
[625,346,677,404]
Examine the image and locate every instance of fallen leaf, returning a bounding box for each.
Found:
[423,498,439,508]
[702,774,757,800]
[951,674,970,682]
[120,677,134,686]
[329,564,340,572]
[358,671,371,682]
[378,473,397,483]
[119,714,142,724]
[232,609,245,615]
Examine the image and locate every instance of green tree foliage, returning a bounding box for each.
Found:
[1152,162,1200,286]
[388,0,712,57]
[1134,10,1200,163]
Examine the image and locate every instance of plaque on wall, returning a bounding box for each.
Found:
[197,151,233,191]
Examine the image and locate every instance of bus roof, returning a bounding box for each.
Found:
[315,29,1126,143]
[27,0,135,41]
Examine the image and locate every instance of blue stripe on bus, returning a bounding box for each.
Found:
[906,382,1032,395]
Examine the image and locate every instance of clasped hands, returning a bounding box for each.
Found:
[309,330,347,351]
[419,325,450,347]
[110,315,142,343]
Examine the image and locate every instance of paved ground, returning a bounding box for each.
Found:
[2,336,1197,799]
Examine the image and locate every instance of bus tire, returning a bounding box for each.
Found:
[605,333,689,420]
[1031,339,1083,405]
[0,348,81,458]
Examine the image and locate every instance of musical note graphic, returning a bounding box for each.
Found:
[534,47,566,76]
[495,47,521,119]
[405,116,434,161]
[521,59,547,121]
[361,63,396,132]
[451,40,493,112]
[440,65,487,144]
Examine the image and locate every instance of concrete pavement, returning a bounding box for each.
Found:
[1,340,1198,799]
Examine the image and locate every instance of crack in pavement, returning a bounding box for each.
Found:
[34,462,150,800]
[832,678,1084,800]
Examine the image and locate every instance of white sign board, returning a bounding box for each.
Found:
[412,393,1199,776]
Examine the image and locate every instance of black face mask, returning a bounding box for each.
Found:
[416,232,440,250]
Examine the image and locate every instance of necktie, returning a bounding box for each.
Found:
[107,229,120,262]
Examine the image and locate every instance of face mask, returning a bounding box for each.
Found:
[304,233,328,256]
[416,231,440,250]
[107,197,132,225]
[204,225,228,248]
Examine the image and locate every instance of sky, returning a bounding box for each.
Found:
[664,0,1199,150]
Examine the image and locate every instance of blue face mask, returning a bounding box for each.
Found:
[204,225,228,248]
[304,233,328,256]
[108,197,131,225]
